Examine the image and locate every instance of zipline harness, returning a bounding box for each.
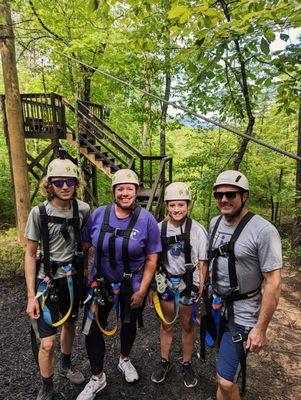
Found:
[83,205,144,336]
[205,211,262,396]
[35,199,84,327]
[153,218,198,325]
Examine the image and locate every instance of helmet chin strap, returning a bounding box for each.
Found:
[53,193,71,202]
[114,198,136,210]
[168,212,187,225]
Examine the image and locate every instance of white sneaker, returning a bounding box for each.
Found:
[117,357,139,383]
[76,373,107,400]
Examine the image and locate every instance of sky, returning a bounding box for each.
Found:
[270,28,301,51]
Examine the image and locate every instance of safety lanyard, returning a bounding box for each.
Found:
[153,276,181,325]
[84,280,121,336]
[36,264,74,327]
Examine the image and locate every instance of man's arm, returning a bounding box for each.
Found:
[24,239,40,319]
[246,268,281,352]
[131,253,158,308]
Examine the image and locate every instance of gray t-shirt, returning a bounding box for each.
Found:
[209,214,282,327]
[25,199,90,279]
[158,219,208,289]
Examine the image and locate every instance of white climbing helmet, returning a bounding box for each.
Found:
[213,170,249,191]
[111,169,139,188]
[164,182,192,201]
[47,158,78,178]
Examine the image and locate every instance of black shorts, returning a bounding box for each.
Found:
[36,274,80,339]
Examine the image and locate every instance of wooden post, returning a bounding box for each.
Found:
[91,166,98,201]
[0,0,31,243]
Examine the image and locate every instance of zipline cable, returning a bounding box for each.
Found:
[53,49,301,163]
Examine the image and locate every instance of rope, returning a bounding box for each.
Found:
[53,49,301,162]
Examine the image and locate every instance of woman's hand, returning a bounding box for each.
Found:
[130,290,145,308]
[147,289,154,308]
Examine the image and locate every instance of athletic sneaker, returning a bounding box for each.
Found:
[151,358,170,383]
[59,364,85,385]
[76,374,107,400]
[182,362,198,388]
[117,357,139,382]
[36,385,54,400]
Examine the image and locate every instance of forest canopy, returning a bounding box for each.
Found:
[0,0,300,240]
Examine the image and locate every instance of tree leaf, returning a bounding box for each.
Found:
[203,8,219,17]
[260,37,270,55]
[280,33,289,41]
[86,0,99,13]
[168,6,189,19]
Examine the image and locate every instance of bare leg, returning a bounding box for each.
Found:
[159,300,176,360]
[39,335,56,377]
[179,304,195,362]
[60,321,76,355]
[217,374,240,400]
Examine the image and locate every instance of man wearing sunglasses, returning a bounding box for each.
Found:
[24,157,90,400]
[207,170,282,400]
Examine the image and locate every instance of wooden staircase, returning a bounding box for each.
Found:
[0,93,172,219]
[63,99,172,218]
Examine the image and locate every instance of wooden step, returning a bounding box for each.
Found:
[87,145,101,153]
[66,131,112,178]
[102,157,115,165]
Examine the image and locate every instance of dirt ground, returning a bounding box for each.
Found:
[0,262,300,400]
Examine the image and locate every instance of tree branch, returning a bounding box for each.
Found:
[28,0,66,44]
[219,0,255,169]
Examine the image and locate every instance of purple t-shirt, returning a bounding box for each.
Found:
[83,204,162,291]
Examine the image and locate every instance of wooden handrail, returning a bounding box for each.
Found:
[64,99,135,162]
[78,101,144,160]
[146,157,172,211]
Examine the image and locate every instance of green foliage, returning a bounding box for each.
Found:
[0,126,14,223]
[0,0,299,244]
[0,228,25,279]
[282,238,301,271]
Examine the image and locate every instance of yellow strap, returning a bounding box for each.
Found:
[153,292,178,325]
[41,294,73,327]
[94,303,118,336]
[41,278,74,328]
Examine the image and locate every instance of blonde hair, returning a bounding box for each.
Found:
[39,176,86,200]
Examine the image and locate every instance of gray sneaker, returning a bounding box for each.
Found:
[36,385,54,400]
[59,364,85,385]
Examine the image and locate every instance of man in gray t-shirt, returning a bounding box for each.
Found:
[24,158,90,400]
[207,170,282,400]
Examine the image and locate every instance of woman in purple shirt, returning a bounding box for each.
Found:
[77,169,162,400]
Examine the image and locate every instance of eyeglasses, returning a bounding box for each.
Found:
[51,178,76,188]
[214,191,240,200]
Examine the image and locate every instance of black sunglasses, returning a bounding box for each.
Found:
[51,178,76,188]
[214,191,240,200]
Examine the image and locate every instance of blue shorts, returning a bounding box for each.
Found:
[158,285,198,306]
[217,323,251,383]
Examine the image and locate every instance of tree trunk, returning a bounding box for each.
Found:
[275,167,283,223]
[267,178,275,222]
[292,106,301,248]
[219,0,255,170]
[141,73,150,151]
[160,41,171,157]
[206,190,212,230]
[0,0,31,244]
